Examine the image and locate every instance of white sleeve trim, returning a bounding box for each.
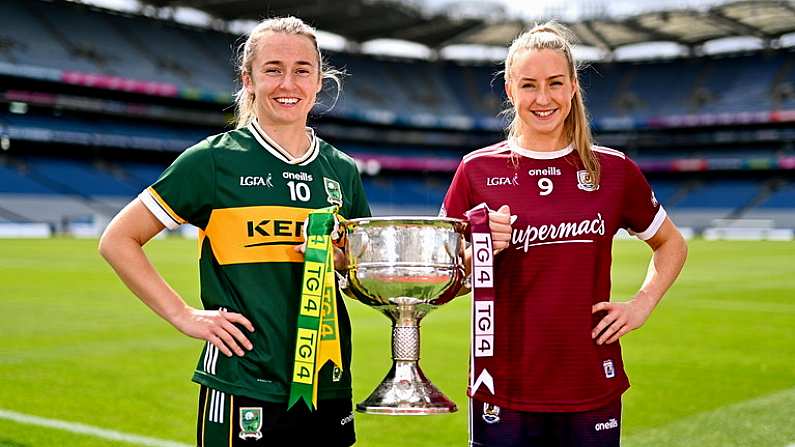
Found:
[631,206,667,241]
[138,190,181,230]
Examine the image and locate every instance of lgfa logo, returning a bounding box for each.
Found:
[240,174,273,187]
[486,173,519,186]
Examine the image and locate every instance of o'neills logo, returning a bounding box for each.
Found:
[283,171,313,182]
[486,173,519,186]
[528,167,561,176]
[594,418,619,431]
[512,213,606,252]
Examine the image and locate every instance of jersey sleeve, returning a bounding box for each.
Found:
[138,141,215,230]
[621,157,666,240]
[441,160,472,219]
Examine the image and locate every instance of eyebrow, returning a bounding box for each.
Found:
[519,74,565,81]
[262,60,315,67]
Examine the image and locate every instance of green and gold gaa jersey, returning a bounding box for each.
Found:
[138,121,371,403]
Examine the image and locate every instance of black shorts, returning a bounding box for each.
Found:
[469,396,621,447]
[197,385,355,447]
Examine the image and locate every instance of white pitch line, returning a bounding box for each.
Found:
[0,409,191,447]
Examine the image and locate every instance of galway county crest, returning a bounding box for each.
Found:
[239,407,263,440]
[576,170,599,192]
[482,403,501,424]
[324,177,343,206]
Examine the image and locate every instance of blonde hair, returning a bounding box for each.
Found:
[233,16,343,128]
[502,22,599,185]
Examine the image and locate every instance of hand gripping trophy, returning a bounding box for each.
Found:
[340,217,466,415]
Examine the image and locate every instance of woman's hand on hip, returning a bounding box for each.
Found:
[172,307,255,357]
[591,298,654,345]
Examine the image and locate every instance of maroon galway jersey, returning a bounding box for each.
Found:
[442,140,665,412]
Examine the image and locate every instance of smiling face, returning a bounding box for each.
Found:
[505,48,577,149]
[243,31,321,129]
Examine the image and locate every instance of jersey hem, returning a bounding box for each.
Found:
[468,381,629,413]
[192,373,352,403]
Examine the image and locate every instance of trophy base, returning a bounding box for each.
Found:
[356,360,458,415]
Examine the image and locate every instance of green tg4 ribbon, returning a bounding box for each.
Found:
[288,207,343,410]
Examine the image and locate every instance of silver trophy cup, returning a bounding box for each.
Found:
[341,217,466,415]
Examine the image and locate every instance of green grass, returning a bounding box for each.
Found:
[0,238,793,446]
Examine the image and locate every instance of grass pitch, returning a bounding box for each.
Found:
[0,238,793,446]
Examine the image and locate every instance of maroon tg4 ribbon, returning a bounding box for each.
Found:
[465,203,496,397]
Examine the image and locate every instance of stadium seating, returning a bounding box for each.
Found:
[758,182,795,208]
[648,180,684,206]
[0,1,98,73]
[697,53,784,113]
[0,113,208,151]
[743,181,795,227]
[26,158,140,197]
[673,180,761,209]
[2,0,793,124]
[362,176,448,215]
[0,163,58,195]
[0,156,143,227]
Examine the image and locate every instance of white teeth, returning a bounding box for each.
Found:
[276,98,298,104]
[533,110,554,117]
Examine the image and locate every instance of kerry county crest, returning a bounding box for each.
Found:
[324,177,343,206]
[239,407,263,440]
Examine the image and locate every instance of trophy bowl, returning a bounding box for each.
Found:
[341,216,466,415]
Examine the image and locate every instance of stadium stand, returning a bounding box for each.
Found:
[0,0,793,237]
[1,0,793,123]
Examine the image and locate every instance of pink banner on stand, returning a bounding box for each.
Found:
[61,71,179,97]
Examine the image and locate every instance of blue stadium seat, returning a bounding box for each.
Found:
[2,113,208,151]
[758,182,795,208]
[363,176,448,208]
[0,164,58,194]
[674,180,760,208]
[26,158,139,197]
[122,163,167,191]
[649,180,682,206]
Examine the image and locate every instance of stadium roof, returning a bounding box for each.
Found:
[140,0,795,51]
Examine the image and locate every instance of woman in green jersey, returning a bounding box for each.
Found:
[100,16,370,446]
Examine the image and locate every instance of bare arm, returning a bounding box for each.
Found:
[591,217,688,345]
[98,199,254,357]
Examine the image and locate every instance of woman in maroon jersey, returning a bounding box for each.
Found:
[442,22,688,447]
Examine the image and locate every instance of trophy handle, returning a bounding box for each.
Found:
[443,237,464,262]
[349,231,369,261]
